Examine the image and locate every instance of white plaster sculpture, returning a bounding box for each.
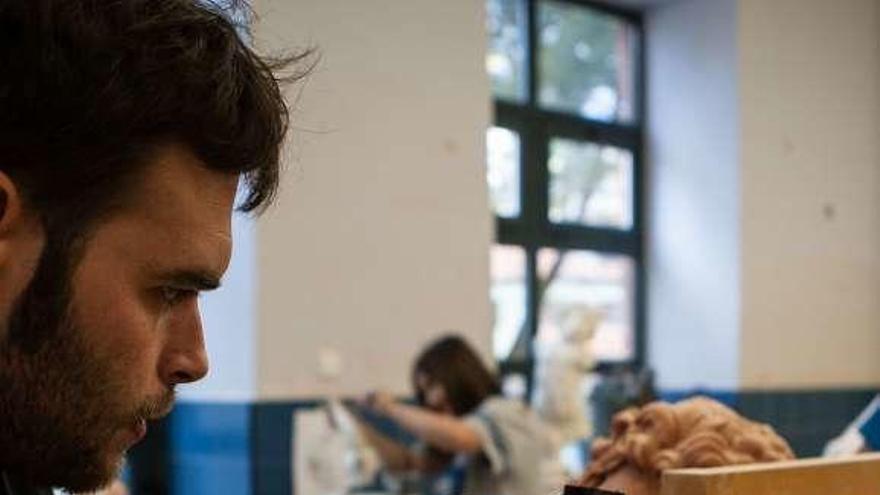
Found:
[531,309,599,444]
[296,400,380,495]
[823,394,880,457]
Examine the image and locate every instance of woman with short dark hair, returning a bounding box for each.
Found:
[356,334,563,495]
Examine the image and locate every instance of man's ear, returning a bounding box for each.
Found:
[0,171,29,256]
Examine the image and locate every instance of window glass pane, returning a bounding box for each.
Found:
[548,138,633,229]
[538,1,638,123]
[491,245,527,360]
[486,0,528,102]
[487,127,522,218]
[536,248,634,361]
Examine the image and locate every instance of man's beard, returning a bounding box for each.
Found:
[0,239,174,493]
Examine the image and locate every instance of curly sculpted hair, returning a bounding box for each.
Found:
[580,396,795,487]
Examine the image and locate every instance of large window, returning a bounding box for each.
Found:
[486,0,644,388]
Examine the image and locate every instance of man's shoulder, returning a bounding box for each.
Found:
[475,396,530,418]
[0,471,54,495]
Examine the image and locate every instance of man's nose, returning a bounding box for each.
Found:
[159,307,209,386]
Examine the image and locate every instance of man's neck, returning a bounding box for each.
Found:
[0,471,52,495]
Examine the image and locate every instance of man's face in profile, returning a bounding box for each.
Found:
[0,145,238,492]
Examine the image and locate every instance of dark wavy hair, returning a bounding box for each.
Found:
[0,0,311,352]
[412,335,500,416]
[580,397,795,488]
[0,0,310,236]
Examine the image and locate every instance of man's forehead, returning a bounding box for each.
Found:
[122,144,238,272]
[132,144,240,210]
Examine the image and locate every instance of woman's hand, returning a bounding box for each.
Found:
[363,394,484,455]
[364,390,397,416]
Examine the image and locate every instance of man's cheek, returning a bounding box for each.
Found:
[80,299,156,358]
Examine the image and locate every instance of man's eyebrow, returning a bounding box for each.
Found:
[160,270,223,291]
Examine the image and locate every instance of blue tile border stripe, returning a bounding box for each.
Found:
[251,400,321,495]
[658,389,739,408]
[169,402,253,495]
[658,387,877,457]
[128,387,879,495]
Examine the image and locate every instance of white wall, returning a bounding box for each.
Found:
[192,0,880,399]
[648,0,880,391]
[646,0,741,390]
[739,0,880,388]
[253,0,494,399]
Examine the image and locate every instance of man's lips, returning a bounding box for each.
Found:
[123,418,148,447]
[126,399,174,446]
[119,390,177,448]
[146,401,175,421]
